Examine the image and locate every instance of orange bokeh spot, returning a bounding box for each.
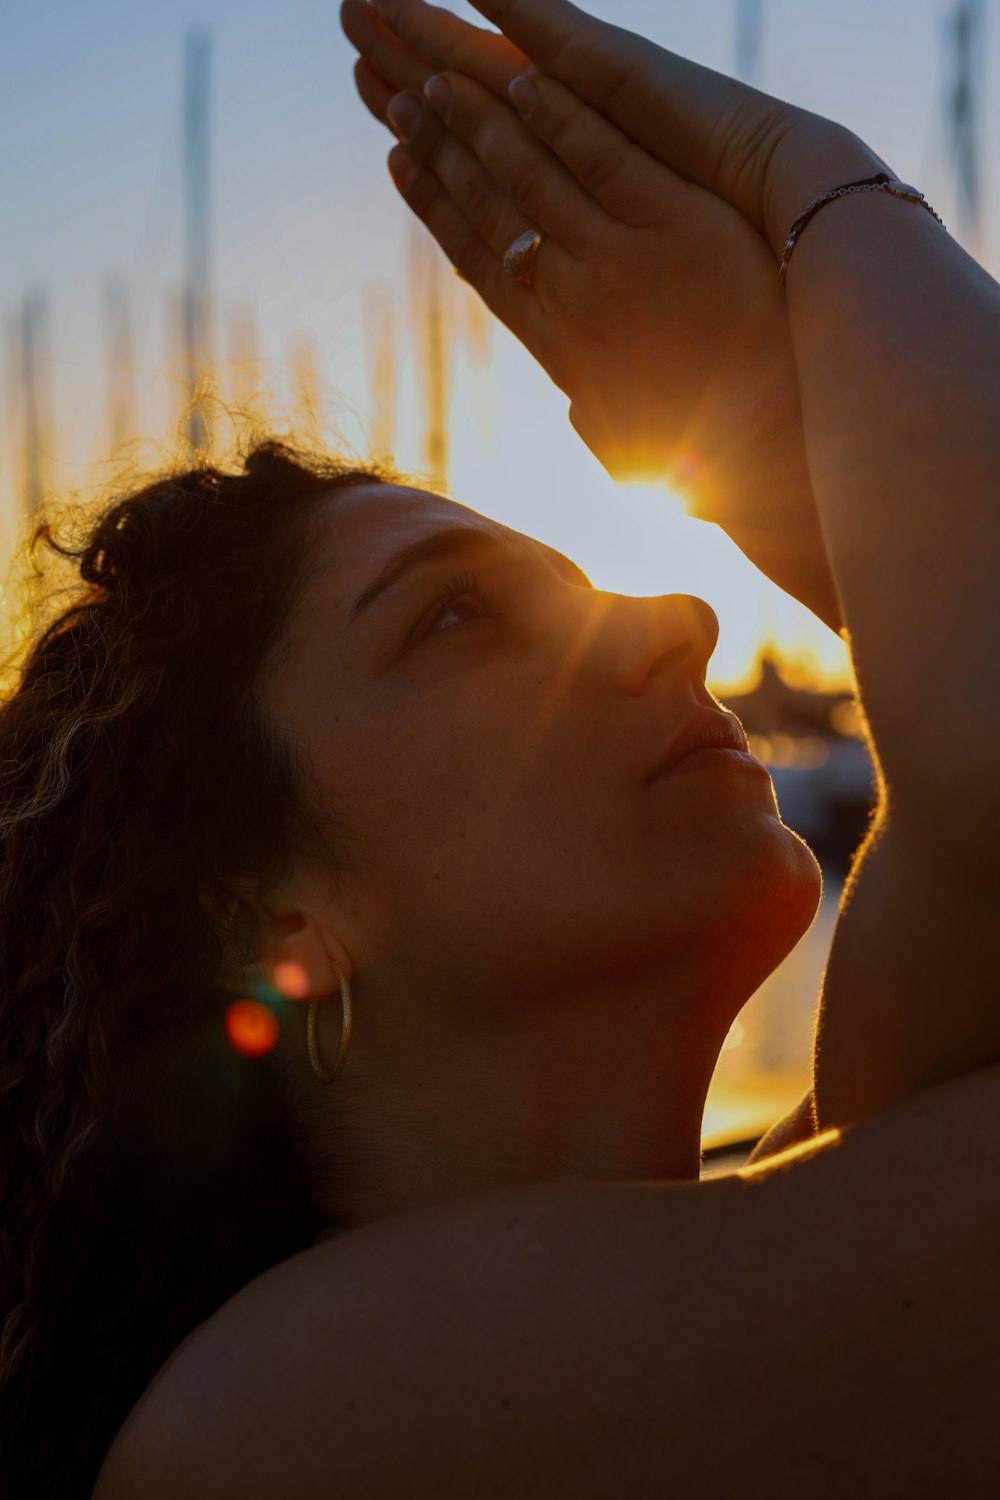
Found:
[225,1000,280,1058]
[670,447,705,486]
[272,960,310,1000]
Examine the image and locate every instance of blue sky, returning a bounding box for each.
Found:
[2,0,996,683]
[5,0,992,294]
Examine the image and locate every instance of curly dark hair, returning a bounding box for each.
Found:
[0,439,389,1498]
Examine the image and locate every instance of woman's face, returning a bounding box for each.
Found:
[261,483,821,1060]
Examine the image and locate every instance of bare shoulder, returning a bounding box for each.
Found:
[96,1069,1000,1500]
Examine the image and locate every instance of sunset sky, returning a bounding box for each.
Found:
[3,0,996,688]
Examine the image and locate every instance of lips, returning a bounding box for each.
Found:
[645,708,752,782]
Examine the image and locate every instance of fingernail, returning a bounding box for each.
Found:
[508,75,537,115]
[424,74,453,119]
[387,92,423,141]
[388,148,417,192]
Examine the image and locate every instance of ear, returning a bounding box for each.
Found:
[258,910,354,1003]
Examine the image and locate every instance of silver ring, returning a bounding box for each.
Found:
[503,228,545,287]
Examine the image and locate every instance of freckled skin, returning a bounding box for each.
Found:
[259,482,821,1215]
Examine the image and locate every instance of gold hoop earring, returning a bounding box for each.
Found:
[306,970,353,1083]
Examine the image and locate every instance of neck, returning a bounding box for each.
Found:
[307,963,742,1229]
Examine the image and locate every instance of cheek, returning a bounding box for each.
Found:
[341,699,614,946]
[322,683,822,998]
[324,680,534,874]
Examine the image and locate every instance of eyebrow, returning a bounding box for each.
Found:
[348,524,589,626]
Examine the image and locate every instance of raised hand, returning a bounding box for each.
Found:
[352,0,889,260]
[341,0,528,118]
[342,0,843,627]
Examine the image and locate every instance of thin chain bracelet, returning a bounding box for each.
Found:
[778,172,947,286]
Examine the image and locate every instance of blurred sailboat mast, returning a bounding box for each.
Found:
[289,335,322,448]
[226,303,262,415]
[407,225,450,491]
[363,285,398,462]
[736,0,764,86]
[943,0,987,260]
[18,291,51,520]
[103,279,135,454]
[182,29,213,455]
[424,272,447,487]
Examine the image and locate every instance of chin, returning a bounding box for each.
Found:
[725,814,824,990]
[667,808,824,1006]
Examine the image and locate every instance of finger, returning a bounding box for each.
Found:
[422,71,606,260]
[400,95,574,294]
[341,0,429,96]
[457,0,788,237]
[366,0,529,102]
[353,67,445,165]
[386,143,549,344]
[506,70,682,228]
[459,0,634,81]
[353,57,397,125]
[354,57,453,169]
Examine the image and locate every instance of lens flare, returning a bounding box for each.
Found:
[225,999,280,1057]
[273,960,310,999]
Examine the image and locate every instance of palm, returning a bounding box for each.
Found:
[530,186,792,506]
[528,184,835,626]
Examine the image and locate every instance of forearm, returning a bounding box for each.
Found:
[774,155,1000,1122]
[780,174,1000,855]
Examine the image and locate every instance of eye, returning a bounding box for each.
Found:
[427,571,492,634]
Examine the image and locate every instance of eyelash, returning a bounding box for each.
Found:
[429,570,491,632]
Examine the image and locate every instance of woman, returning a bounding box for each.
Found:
[1,3,996,1498]
[3,451,820,1496]
[342,0,1000,1126]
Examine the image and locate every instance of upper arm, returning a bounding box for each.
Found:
[812,804,1000,1129]
[99,1067,1000,1500]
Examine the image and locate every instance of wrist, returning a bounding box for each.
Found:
[762,119,890,264]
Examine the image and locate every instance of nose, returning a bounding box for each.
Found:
[597,592,720,697]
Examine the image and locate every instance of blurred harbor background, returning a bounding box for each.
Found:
[2,0,994,1152]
